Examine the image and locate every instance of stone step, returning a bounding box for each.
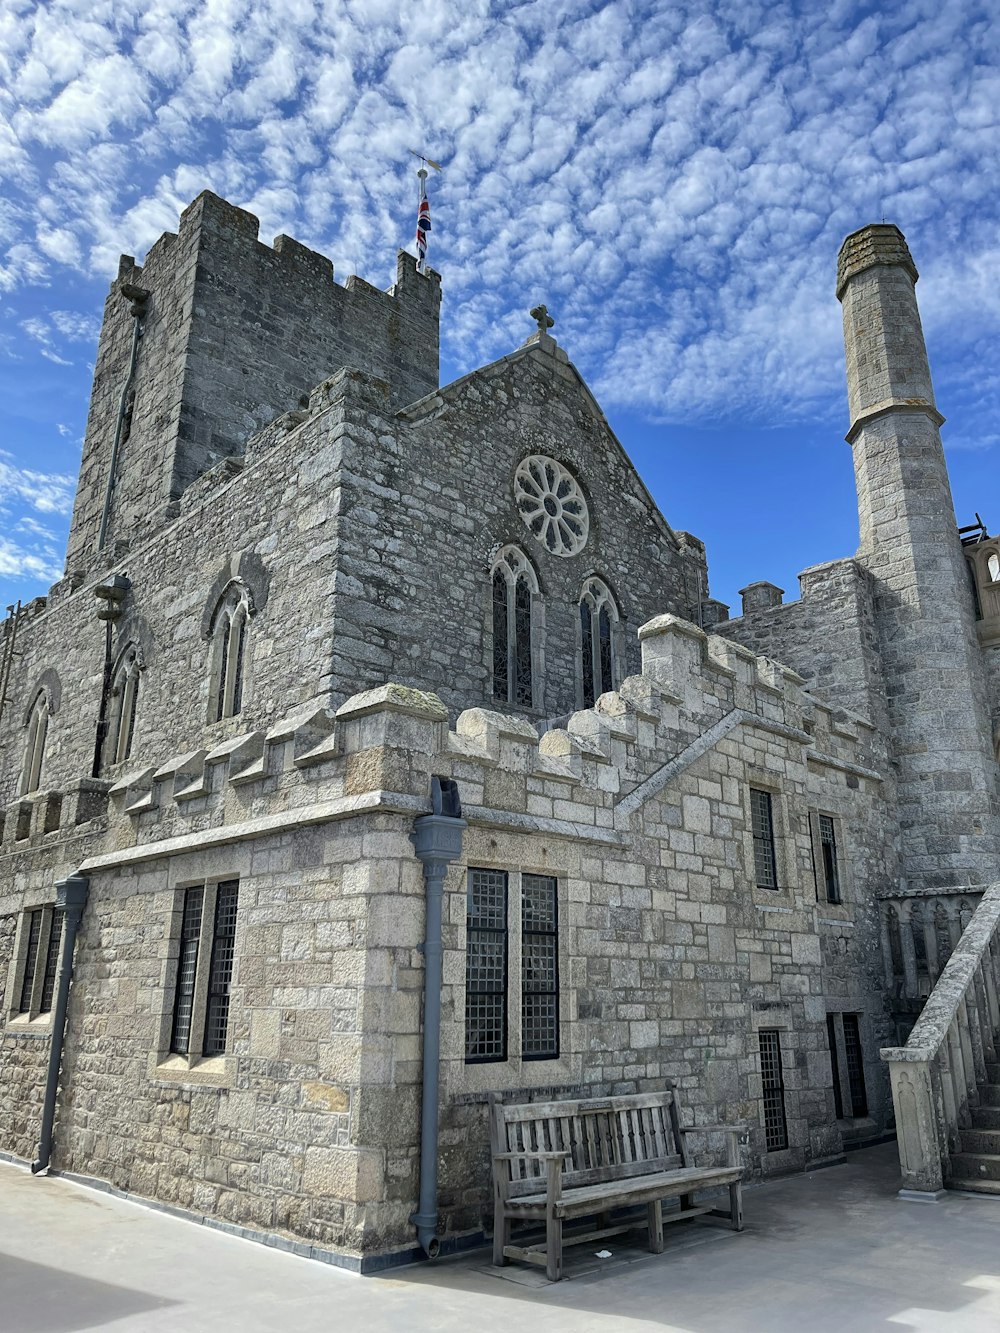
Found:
[949,1151,1000,1182]
[959,1128,1000,1155]
[986,1063,1000,1083]
[948,1176,1000,1196]
[979,1084,1000,1107]
[970,1105,1000,1130]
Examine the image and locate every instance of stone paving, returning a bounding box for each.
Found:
[2,1143,999,1332]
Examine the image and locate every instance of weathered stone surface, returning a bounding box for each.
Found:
[0,203,996,1270]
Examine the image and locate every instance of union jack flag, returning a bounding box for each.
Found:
[416,178,431,272]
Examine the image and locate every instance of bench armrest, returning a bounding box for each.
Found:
[678,1123,745,1168]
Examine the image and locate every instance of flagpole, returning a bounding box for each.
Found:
[416,163,429,273]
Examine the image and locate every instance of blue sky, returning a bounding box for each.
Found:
[1,0,998,617]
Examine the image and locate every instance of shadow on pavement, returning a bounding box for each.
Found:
[0,1253,176,1333]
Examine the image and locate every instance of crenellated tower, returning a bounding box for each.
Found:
[65,191,441,579]
[837,223,1000,889]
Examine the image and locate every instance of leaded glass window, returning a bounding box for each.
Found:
[579,578,618,708]
[203,881,239,1056]
[750,788,778,889]
[490,547,537,709]
[18,909,43,1014]
[465,869,508,1062]
[104,646,141,769]
[521,874,558,1060]
[170,888,203,1055]
[38,910,63,1014]
[210,586,251,722]
[20,692,48,796]
[169,880,241,1061]
[492,570,509,701]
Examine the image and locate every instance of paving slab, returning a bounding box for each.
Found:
[1,1144,999,1332]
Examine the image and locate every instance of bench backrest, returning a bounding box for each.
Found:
[490,1088,691,1198]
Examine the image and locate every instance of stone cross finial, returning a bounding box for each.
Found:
[530,304,554,333]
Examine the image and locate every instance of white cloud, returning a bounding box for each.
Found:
[0,0,996,441]
[0,453,75,514]
[0,535,62,583]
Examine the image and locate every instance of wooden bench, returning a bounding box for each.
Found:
[489,1086,744,1281]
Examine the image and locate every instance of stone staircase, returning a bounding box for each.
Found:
[950,1045,1000,1194]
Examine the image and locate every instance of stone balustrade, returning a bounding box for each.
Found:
[881,883,1000,1195]
[878,889,982,1019]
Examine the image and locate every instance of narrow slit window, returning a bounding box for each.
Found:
[818,814,841,904]
[750,788,778,889]
[842,1014,868,1117]
[827,1013,844,1119]
[465,869,508,1063]
[521,874,558,1060]
[492,569,509,702]
[759,1028,788,1151]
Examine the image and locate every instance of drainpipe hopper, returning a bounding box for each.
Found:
[410,776,465,1259]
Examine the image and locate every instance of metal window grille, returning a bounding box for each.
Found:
[750,788,778,889]
[581,602,595,708]
[18,909,42,1013]
[203,881,239,1056]
[819,814,841,903]
[465,869,508,1063]
[826,1013,844,1119]
[513,578,533,707]
[39,910,63,1014]
[492,570,509,701]
[170,887,204,1054]
[598,605,613,694]
[759,1028,788,1151]
[842,1013,868,1117]
[521,874,558,1060]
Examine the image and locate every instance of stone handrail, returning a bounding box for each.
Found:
[881,882,1000,1195]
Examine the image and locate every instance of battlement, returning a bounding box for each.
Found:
[66,191,441,577]
[0,619,881,862]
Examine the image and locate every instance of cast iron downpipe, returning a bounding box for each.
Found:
[410,777,465,1259]
[31,874,90,1175]
[97,283,149,551]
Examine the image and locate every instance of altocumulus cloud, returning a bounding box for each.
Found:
[1,0,1000,433]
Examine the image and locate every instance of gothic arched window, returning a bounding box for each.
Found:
[491,546,538,709]
[988,552,1000,583]
[20,691,49,796]
[105,646,141,767]
[579,577,619,708]
[209,585,250,721]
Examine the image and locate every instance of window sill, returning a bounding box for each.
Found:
[148,1052,235,1088]
[448,1051,580,1098]
[3,1013,54,1038]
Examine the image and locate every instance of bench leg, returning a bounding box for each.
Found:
[647,1200,664,1254]
[492,1198,510,1266]
[679,1192,695,1214]
[729,1181,743,1232]
[545,1209,562,1282]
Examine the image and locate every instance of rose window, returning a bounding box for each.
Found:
[514,455,589,556]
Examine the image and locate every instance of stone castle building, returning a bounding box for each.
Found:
[1,193,999,1268]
